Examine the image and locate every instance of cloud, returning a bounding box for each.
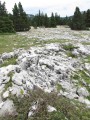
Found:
[1,0,90,17]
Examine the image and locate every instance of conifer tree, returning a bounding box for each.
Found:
[12,2,30,31]
[44,13,49,27]
[55,13,60,25]
[70,7,86,30]
[0,1,15,33]
[86,9,90,27]
[50,12,56,27]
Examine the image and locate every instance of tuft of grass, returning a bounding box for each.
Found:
[0,57,17,67]
[79,70,90,84]
[0,33,16,35]
[66,51,77,58]
[56,83,65,92]
[56,83,63,92]
[72,74,80,80]
[63,44,75,51]
[82,42,90,45]
[4,72,13,91]
[84,55,90,63]
[41,39,70,45]
[20,89,24,95]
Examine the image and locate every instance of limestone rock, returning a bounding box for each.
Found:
[0,99,16,116]
[3,91,9,99]
[77,87,89,97]
[47,105,57,112]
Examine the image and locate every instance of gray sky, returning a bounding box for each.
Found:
[1,0,90,17]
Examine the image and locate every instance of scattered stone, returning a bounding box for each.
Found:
[77,87,89,97]
[3,91,9,99]
[47,105,57,112]
[0,99,16,116]
[28,102,38,117]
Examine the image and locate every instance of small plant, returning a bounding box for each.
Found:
[66,51,77,58]
[84,55,90,63]
[72,74,80,80]
[0,57,17,67]
[79,70,90,84]
[4,72,13,91]
[63,44,75,51]
[20,89,24,95]
[56,83,65,92]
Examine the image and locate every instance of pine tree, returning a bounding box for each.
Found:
[50,12,56,28]
[0,1,15,33]
[12,3,19,31]
[0,1,7,16]
[86,9,90,27]
[12,2,30,31]
[55,13,60,25]
[70,7,86,30]
[44,13,49,27]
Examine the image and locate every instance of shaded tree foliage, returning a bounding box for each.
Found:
[12,2,30,31]
[0,1,15,33]
[50,12,56,27]
[29,11,72,28]
[86,9,90,27]
[69,7,86,30]
[0,1,90,33]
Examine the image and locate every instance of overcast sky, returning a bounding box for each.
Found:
[1,0,90,17]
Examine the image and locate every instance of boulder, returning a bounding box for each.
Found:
[3,91,9,99]
[72,49,79,56]
[85,63,90,71]
[77,87,89,97]
[1,52,14,60]
[0,99,16,116]
[47,105,57,112]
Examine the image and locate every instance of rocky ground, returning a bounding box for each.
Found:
[0,26,90,120]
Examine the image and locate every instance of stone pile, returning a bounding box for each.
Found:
[0,43,90,116]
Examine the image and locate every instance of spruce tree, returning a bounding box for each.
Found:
[50,12,56,28]
[12,2,30,31]
[86,9,90,27]
[70,7,86,30]
[55,13,60,25]
[0,1,15,33]
[12,3,19,31]
[44,13,49,27]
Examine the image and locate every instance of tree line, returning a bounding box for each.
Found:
[0,1,90,33]
[29,11,70,28]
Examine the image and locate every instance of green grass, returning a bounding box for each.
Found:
[0,33,70,54]
[0,57,17,67]
[71,69,90,88]
[56,83,63,92]
[0,34,38,54]
[0,88,90,120]
[4,72,13,91]
[84,55,90,63]
[63,44,75,51]
[79,70,90,84]
[82,42,90,45]
[71,70,90,99]
[1,72,13,99]
[66,51,77,58]
[41,39,70,45]
[72,74,80,80]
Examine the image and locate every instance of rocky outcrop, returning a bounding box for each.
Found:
[0,43,90,116]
